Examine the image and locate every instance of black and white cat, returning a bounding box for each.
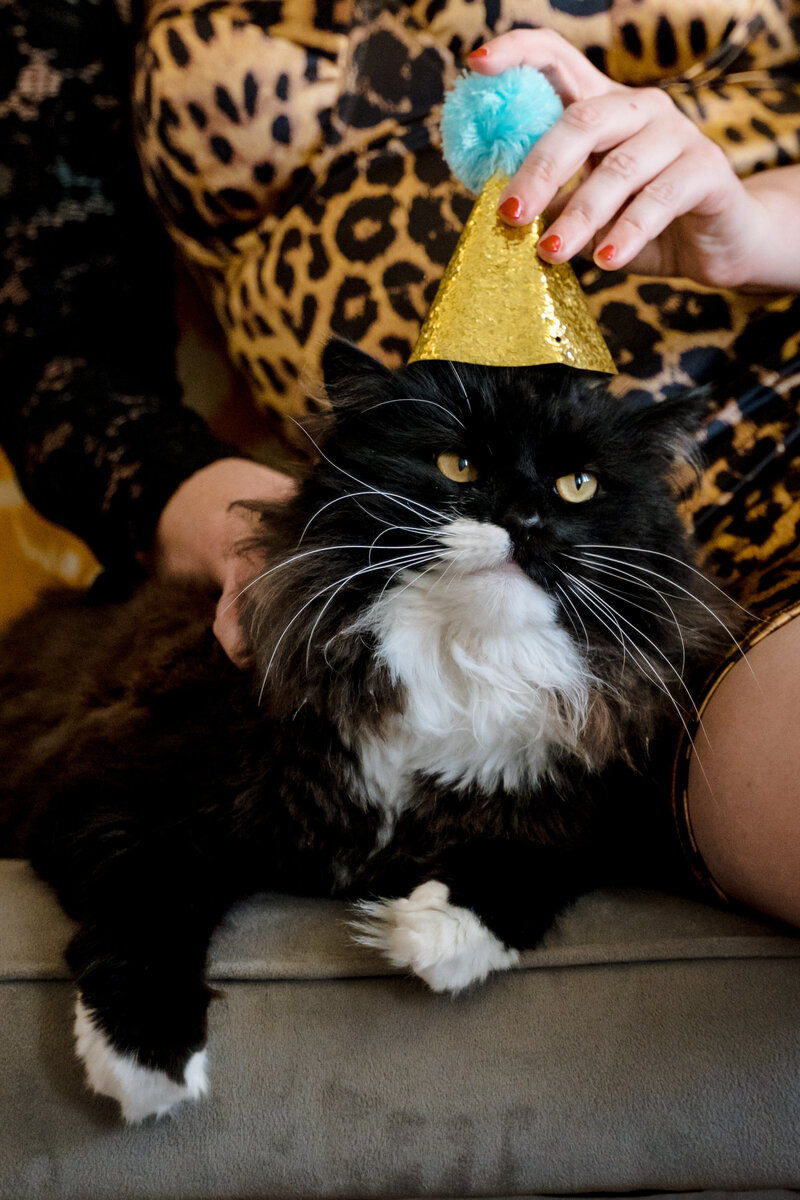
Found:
[0,341,733,1121]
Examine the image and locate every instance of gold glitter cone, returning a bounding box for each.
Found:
[410,172,617,373]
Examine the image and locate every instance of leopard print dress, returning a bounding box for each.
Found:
[4,0,800,891]
[131,0,800,900]
[132,0,800,620]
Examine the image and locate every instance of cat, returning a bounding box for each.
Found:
[0,339,736,1121]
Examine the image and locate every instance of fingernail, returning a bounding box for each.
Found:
[538,234,562,255]
[498,196,522,221]
[597,244,615,263]
[468,46,489,59]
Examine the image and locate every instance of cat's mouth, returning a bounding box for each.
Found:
[436,517,515,573]
[434,518,548,589]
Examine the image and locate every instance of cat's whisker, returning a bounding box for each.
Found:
[571,570,715,778]
[378,555,449,609]
[357,397,465,428]
[447,361,472,412]
[223,542,418,617]
[225,537,445,623]
[564,553,699,683]
[565,570,684,708]
[367,525,440,565]
[576,543,758,620]
[565,571,700,716]
[553,583,590,658]
[287,415,449,527]
[565,569,687,678]
[435,549,468,594]
[565,574,704,762]
[564,573,707,753]
[562,552,688,604]
[307,552,441,672]
[574,549,755,684]
[260,548,436,700]
[375,549,457,609]
[565,574,631,682]
[346,493,436,537]
[296,491,400,545]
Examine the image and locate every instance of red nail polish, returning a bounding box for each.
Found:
[538,234,562,255]
[498,196,522,221]
[468,46,489,59]
[597,244,615,262]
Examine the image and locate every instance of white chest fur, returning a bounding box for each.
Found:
[353,519,591,820]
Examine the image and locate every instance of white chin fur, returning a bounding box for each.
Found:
[354,517,591,807]
[73,997,208,1123]
[352,880,520,993]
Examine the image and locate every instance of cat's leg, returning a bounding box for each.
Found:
[65,900,225,1123]
[353,840,592,994]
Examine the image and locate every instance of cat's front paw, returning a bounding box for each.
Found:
[353,879,520,993]
[74,998,208,1123]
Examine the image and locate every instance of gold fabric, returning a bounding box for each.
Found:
[0,449,98,627]
[410,174,617,373]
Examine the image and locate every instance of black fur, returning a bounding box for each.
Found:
[0,344,735,1089]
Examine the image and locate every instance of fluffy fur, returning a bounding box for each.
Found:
[0,344,736,1120]
[441,66,563,191]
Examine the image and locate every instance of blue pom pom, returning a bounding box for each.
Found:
[440,67,563,192]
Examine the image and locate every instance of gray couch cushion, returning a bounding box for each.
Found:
[5,857,800,983]
[2,859,800,1200]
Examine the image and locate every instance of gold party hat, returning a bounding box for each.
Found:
[410,171,616,373]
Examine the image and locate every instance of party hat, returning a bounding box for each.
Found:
[409,67,617,373]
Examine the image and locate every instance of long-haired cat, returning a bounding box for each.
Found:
[0,341,735,1121]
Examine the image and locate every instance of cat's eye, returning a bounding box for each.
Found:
[555,471,599,503]
[436,453,479,483]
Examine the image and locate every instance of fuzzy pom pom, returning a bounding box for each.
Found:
[440,67,563,193]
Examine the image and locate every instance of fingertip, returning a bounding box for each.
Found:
[537,232,563,260]
[594,242,621,270]
[498,194,524,223]
[466,43,502,72]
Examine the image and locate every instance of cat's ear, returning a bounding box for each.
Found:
[321,339,393,410]
[623,387,712,466]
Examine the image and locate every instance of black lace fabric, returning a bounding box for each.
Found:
[0,0,233,586]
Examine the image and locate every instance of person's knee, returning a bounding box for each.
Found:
[687,616,800,926]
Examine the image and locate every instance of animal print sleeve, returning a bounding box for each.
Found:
[134,0,345,256]
[0,0,234,584]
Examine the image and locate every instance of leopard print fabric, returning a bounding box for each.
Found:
[0,0,236,619]
[133,0,800,626]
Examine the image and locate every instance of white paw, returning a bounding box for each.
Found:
[74,997,208,1123]
[352,879,520,993]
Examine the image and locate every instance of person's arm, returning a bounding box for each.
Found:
[154,459,297,665]
[468,29,800,293]
[0,0,240,583]
[0,0,296,666]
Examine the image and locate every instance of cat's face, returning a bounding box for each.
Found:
[311,340,703,616]
[248,340,724,720]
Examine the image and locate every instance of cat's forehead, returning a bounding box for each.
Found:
[331,360,629,466]
[432,367,613,443]
[408,362,609,418]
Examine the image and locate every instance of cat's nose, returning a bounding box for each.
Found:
[503,507,541,540]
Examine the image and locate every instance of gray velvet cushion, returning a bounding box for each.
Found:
[2,859,800,1199]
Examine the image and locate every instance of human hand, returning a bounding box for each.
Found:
[467,29,767,288]
[153,458,297,666]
